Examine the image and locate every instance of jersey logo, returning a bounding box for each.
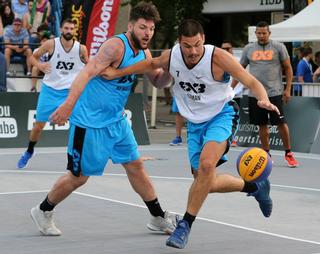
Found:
[251,50,274,61]
[118,74,134,84]
[56,61,75,70]
[179,81,206,94]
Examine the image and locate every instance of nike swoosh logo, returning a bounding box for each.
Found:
[196,76,203,79]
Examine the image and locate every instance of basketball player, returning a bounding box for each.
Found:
[101,19,279,249]
[17,19,88,169]
[30,2,178,237]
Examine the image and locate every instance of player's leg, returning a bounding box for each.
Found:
[269,96,298,167]
[31,124,98,236]
[17,85,69,168]
[170,98,183,145]
[112,119,178,234]
[248,96,270,152]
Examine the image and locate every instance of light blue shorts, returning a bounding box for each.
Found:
[187,101,239,170]
[171,97,179,113]
[36,84,69,122]
[67,118,140,176]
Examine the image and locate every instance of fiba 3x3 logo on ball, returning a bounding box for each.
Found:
[236,147,272,183]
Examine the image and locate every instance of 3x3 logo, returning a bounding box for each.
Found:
[179,81,206,94]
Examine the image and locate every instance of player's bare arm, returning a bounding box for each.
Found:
[80,44,89,64]
[50,38,123,125]
[214,47,279,114]
[101,49,171,89]
[30,39,54,73]
[144,49,172,88]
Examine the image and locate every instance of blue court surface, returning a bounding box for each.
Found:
[0,145,319,254]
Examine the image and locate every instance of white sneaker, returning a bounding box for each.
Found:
[30,205,61,236]
[147,211,179,234]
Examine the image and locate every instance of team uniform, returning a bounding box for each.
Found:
[36,38,85,122]
[67,33,145,176]
[240,40,289,125]
[169,44,239,170]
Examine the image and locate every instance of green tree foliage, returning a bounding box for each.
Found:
[122,0,207,49]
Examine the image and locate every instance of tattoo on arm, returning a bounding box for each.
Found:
[94,41,121,69]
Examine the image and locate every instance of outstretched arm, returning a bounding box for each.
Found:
[101,49,172,88]
[214,47,279,114]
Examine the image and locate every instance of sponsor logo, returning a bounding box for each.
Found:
[0,106,18,138]
[71,5,86,41]
[249,156,266,177]
[28,110,69,131]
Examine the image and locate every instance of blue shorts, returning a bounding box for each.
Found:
[171,97,179,113]
[187,101,239,170]
[67,118,140,176]
[36,84,69,122]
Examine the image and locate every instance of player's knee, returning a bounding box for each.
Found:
[71,174,89,188]
[199,159,215,174]
[33,122,45,132]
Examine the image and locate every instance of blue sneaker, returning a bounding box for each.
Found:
[169,136,182,146]
[248,179,273,217]
[166,220,190,249]
[17,151,33,169]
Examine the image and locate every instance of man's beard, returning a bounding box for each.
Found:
[62,33,73,41]
[130,30,146,50]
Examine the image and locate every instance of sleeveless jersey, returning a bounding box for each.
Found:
[169,44,235,124]
[71,33,146,128]
[43,37,85,90]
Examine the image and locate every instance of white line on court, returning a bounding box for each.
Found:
[0,147,319,160]
[74,191,320,246]
[1,170,319,193]
[0,190,48,195]
[1,188,319,246]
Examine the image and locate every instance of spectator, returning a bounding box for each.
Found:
[292,46,304,76]
[313,51,320,68]
[234,21,298,168]
[11,0,28,19]
[30,33,49,92]
[296,46,313,95]
[0,51,6,91]
[4,17,32,75]
[313,66,320,83]
[0,4,15,37]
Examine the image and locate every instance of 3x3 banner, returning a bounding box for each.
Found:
[62,0,121,58]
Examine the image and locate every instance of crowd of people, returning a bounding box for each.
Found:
[0,0,53,90]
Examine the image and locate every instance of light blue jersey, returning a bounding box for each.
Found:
[67,33,146,176]
[71,33,146,128]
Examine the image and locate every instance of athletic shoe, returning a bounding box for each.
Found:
[248,179,273,217]
[17,151,33,169]
[147,211,179,234]
[30,205,61,236]
[166,219,190,249]
[169,136,183,146]
[231,140,237,147]
[285,152,299,167]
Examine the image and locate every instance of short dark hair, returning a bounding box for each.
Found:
[222,40,232,46]
[302,47,313,57]
[178,19,204,39]
[61,18,76,27]
[256,21,269,30]
[129,1,160,23]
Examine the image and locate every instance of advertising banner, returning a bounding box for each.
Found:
[0,93,149,148]
[62,0,121,57]
[234,96,320,153]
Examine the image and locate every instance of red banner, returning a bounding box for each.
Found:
[86,0,121,58]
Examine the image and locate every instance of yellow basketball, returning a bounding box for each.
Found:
[236,147,272,183]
